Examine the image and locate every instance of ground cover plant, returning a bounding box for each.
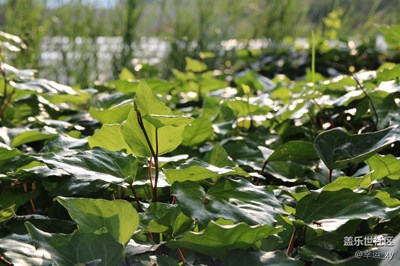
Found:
[0,26,400,265]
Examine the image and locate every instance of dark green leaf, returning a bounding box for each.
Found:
[314,126,398,169]
[126,254,179,266]
[32,149,137,194]
[222,250,305,266]
[296,189,400,231]
[0,189,40,209]
[26,223,124,266]
[171,178,284,227]
[267,141,318,162]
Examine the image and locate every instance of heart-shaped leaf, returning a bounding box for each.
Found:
[26,223,124,266]
[296,189,400,231]
[266,141,318,162]
[57,197,139,244]
[88,124,131,153]
[313,126,398,169]
[171,178,284,228]
[366,154,400,180]
[0,234,53,265]
[166,220,282,258]
[164,158,248,184]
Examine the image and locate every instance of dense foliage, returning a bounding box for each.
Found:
[1,26,400,265]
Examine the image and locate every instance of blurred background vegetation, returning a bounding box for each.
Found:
[0,0,399,87]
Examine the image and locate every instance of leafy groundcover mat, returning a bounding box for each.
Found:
[1,29,400,265]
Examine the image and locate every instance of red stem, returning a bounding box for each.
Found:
[177,248,186,263]
[287,228,297,256]
[0,254,12,266]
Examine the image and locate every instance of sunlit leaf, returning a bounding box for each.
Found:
[164,158,248,184]
[166,220,282,258]
[57,197,139,244]
[366,154,400,180]
[182,116,214,147]
[88,123,131,153]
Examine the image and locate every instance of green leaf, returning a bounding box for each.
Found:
[121,109,185,157]
[379,24,400,46]
[0,142,21,160]
[182,116,214,147]
[57,197,139,244]
[6,214,77,235]
[134,81,172,116]
[164,158,248,184]
[296,189,399,231]
[119,83,188,157]
[11,129,57,147]
[126,254,179,266]
[204,143,236,167]
[142,114,193,128]
[267,141,318,162]
[33,149,137,194]
[0,205,15,223]
[185,57,207,72]
[41,134,88,153]
[0,234,53,266]
[10,79,78,95]
[88,123,131,153]
[222,250,305,266]
[89,99,132,124]
[140,203,192,235]
[26,223,124,266]
[366,154,400,180]
[119,67,135,80]
[171,178,284,227]
[166,220,282,258]
[322,175,372,191]
[314,126,398,169]
[0,189,40,209]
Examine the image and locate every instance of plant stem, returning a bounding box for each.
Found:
[368,184,375,194]
[328,169,333,183]
[287,228,298,256]
[129,183,144,212]
[135,109,156,157]
[153,128,159,202]
[0,253,12,266]
[147,159,154,196]
[177,248,186,263]
[353,75,378,129]
[23,183,37,213]
[135,108,160,201]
